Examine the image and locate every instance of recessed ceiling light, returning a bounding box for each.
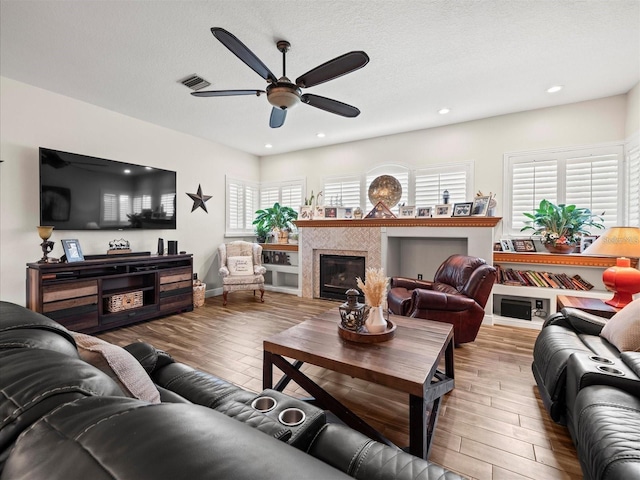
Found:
[145,166,153,170]
[547,85,563,93]
[316,132,326,138]
[438,108,450,115]
[124,169,131,174]
[265,144,273,149]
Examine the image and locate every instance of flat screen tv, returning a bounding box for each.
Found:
[40,148,177,230]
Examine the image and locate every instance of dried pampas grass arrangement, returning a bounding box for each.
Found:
[356,267,389,307]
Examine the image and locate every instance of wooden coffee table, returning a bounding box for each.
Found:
[262,308,454,459]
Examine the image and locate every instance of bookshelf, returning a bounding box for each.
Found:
[491,252,632,329]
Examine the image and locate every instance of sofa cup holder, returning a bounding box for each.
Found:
[596,365,624,376]
[278,408,306,427]
[588,355,614,365]
[251,396,277,413]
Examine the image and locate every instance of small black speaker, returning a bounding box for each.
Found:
[168,240,178,255]
[501,298,532,320]
[157,238,164,255]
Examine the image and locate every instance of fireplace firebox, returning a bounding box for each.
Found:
[319,254,365,301]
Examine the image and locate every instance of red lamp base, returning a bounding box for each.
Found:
[602,257,640,309]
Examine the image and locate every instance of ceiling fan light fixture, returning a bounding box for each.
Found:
[267,80,301,109]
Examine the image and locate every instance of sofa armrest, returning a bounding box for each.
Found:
[561,307,608,335]
[390,277,434,291]
[622,352,640,378]
[307,423,464,480]
[219,266,230,277]
[254,265,267,275]
[412,288,476,312]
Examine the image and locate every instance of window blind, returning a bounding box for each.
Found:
[160,193,175,217]
[103,193,117,222]
[227,177,259,234]
[415,167,468,207]
[627,142,640,227]
[506,145,624,234]
[118,195,131,222]
[323,175,361,207]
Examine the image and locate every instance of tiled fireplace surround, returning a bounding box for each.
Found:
[297,218,501,321]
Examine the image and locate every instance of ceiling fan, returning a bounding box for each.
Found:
[192,28,369,128]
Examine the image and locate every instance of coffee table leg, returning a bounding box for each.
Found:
[409,394,426,459]
[263,350,273,389]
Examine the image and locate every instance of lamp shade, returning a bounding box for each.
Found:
[583,227,640,308]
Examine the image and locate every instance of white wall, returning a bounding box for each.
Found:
[626,81,640,137]
[260,95,629,231]
[0,77,259,306]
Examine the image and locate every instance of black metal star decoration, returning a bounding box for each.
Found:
[186,184,212,213]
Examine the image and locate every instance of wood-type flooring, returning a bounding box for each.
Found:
[98,291,582,480]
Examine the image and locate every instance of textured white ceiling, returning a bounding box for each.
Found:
[1,0,638,156]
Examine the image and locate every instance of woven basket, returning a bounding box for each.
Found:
[107,291,143,312]
[193,281,206,307]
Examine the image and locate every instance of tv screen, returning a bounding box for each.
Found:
[40,148,177,230]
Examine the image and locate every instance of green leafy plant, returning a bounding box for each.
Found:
[253,202,298,234]
[521,199,604,246]
[254,224,270,243]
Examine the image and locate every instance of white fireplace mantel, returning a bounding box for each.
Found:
[296,218,502,307]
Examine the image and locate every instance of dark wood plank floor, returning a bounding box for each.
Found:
[98,291,582,480]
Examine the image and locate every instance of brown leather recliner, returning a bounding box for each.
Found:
[387,254,497,345]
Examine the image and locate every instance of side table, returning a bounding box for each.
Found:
[556,295,620,319]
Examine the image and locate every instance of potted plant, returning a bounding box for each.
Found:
[254,224,270,244]
[521,199,604,253]
[253,202,298,244]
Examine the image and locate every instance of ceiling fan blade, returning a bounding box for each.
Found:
[301,94,360,118]
[191,90,264,97]
[269,107,287,128]
[296,51,369,88]
[211,28,278,84]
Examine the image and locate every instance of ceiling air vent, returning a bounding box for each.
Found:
[180,74,211,91]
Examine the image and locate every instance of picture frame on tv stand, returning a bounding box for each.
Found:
[61,239,84,262]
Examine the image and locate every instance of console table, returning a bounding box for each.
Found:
[26,253,193,333]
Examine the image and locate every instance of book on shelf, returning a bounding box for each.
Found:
[494,265,594,290]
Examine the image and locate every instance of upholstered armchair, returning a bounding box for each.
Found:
[387,254,497,345]
[218,241,267,306]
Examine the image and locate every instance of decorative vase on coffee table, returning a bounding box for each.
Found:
[365,305,387,333]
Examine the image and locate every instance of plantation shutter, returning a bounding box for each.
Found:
[260,187,280,210]
[280,182,303,209]
[415,167,468,207]
[227,177,258,234]
[565,152,619,230]
[323,175,361,207]
[510,159,558,232]
[506,145,624,234]
[627,142,640,227]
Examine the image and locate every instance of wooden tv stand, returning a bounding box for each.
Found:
[26,253,193,333]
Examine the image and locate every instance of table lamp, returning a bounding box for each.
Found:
[583,226,640,308]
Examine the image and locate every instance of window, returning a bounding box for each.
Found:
[505,144,624,234]
[226,177,259,235]
[322,175,361,208]
[626,139,640,227]
[101,192,131,226]
[259,180,304,210]
[415,162,473,207]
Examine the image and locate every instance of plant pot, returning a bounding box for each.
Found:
[277,230,289,244]
[544,243,576,254]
